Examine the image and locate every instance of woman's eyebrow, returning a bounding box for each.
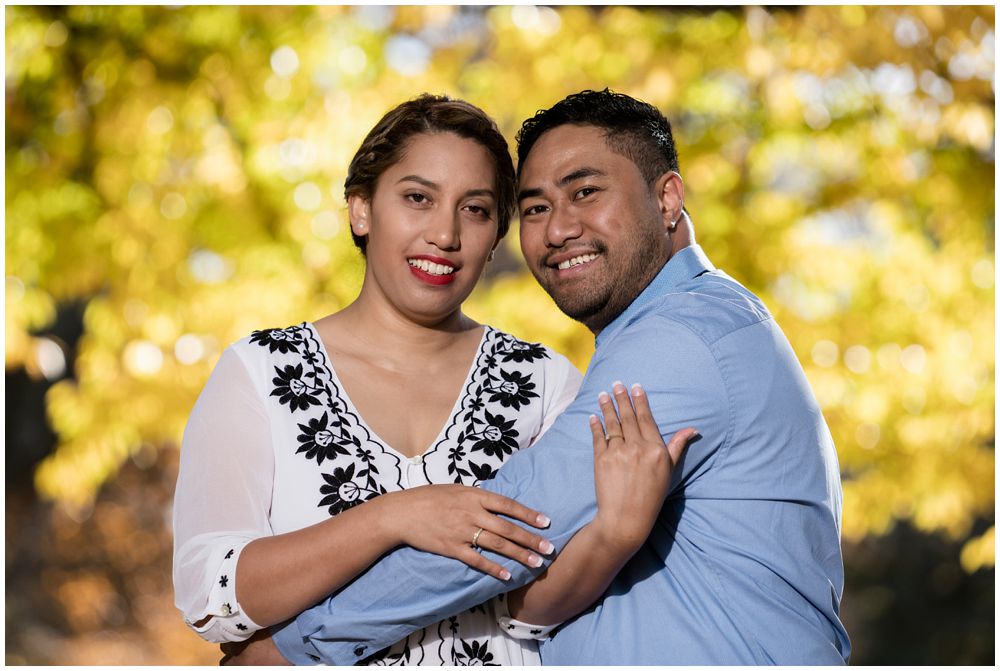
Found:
[396,174,439,189]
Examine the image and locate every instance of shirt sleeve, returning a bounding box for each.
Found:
[172,346,274,642]
[274,316,728,664]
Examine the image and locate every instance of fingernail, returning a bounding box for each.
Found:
[589,414,599,423]
[612,381,625,393]
[499,569,511,581]
[540,540,555,554]
[632,383,644,396]
[537,513,551,527]
[529,554,544,567]
[598,391,610,403]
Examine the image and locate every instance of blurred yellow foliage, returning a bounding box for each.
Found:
[5,6,994,574]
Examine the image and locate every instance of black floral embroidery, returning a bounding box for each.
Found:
[319,463,385,516]
[252,324,557,663]
[470,410,519,459]
[498,339,548,364]
[250,328,301,354]
[218,576,228,588]
[454,639,497,666]
[486,369,538,410]
[366,644,411,666]
[468,461,496,483]
[271,363,322,412]
[296,412,349,465]
[236,623,248,631]
[224,549,234,559]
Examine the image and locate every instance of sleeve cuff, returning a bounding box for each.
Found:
[272,619,324,665]
[183,540,262,642]
[495,595,560,641]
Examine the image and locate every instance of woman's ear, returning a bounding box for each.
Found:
[655,171,685,232]
[348,194,370,236]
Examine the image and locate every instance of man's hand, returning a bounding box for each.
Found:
[220,629,290,666]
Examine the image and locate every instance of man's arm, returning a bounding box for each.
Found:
[273,318,726,665]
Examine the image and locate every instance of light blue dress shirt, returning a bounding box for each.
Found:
[273,245,851,664]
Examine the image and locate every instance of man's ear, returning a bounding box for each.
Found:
[348,194,371,236]
[655,171,685,232]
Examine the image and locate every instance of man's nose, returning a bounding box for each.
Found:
[545,205,583,247]
[426,210,460,250]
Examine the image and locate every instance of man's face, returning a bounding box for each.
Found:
[517,124,679,333]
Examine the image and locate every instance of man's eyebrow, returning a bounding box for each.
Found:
[517,187,543,202]
[518,167,607,202]
[559,167,606,186]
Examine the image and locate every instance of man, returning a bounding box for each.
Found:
[246,89,851,664]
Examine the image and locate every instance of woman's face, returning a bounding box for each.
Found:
[350,131,500,325]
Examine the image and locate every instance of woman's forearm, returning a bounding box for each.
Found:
[507,515,641,626]
[235,491,403,627]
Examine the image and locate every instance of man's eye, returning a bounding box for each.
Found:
[575,187,598,200]
[522,205,547,217]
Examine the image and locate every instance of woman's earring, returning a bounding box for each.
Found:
[488,250,495,262]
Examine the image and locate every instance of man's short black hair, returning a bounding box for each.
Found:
[515,88,679,184]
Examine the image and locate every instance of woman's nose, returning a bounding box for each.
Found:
[426,210,460,250]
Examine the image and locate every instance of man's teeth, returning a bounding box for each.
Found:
[557,253,598,270]
[408,259,455,276]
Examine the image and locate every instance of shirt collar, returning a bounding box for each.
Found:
[595,244,716,349]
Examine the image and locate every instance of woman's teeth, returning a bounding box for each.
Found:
[557,253,598,270]
[408,259,455,276]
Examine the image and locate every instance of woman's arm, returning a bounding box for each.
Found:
[174,348,554,639]
[237,483,554,628]
[507,382,696,625]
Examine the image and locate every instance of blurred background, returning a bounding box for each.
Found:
[4,5,994,665]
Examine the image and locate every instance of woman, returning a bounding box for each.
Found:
[173,94,689,665]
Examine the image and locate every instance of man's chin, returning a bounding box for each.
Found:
[549,292,606,326]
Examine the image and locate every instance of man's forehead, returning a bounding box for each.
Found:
[520,124,614,175]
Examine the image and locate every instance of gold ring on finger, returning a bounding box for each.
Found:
[471,527,485,548]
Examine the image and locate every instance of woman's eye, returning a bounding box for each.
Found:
[406,193,429,204]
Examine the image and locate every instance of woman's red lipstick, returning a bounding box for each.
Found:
[408,255,458,286]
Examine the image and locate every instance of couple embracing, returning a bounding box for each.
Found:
[173,89,850,665]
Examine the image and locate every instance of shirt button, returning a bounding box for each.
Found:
[354,646,366,657]
[220,604,231,616]
[410,455,423,465]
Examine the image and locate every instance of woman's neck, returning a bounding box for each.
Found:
[326,284,480,370]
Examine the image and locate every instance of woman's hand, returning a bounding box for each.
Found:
[380,484,554,581]
[590,381,697,550]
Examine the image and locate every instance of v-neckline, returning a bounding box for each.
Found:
[305,322,490,462]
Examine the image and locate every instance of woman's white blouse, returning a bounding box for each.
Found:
[173,322,582,665]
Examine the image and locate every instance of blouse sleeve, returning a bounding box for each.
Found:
[172,346,274,643]
[531,351,583,446]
